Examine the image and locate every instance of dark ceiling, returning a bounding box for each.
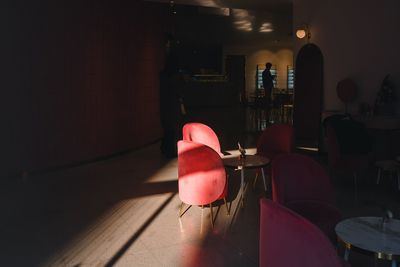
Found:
[144,0,292,10]
[145,0,293,44]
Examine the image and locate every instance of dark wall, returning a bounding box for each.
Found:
[176,44,222,73]
[1,0,169,177]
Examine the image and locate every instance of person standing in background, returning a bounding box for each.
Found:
[262,62,275,124]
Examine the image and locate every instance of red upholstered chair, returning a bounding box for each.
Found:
[177,140,229,227]
[253,123,294,190]
[260,198,350,267]
[271,153,342,242]
[182,122,224,157]
[257,123,294,159]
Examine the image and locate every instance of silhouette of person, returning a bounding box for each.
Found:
[262,62,275,123]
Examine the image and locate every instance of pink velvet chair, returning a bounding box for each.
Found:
[271,153,342,242]
[182,122,224,157]
[260,198,350,267]
[177,140,229,227]
[253,123,294,190]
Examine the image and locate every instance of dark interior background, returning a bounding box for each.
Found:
[1,1,293,178]
[176,43,223,73]
[2,0,171,177]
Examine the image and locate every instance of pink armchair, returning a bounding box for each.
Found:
[259,198,350,267]
[256,123,294,160]
[254,123,294,190]
[271,153,342,242]
[177,140,229,227]
[182,122,224,157]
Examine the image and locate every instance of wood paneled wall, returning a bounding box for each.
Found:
[2,0,169,177]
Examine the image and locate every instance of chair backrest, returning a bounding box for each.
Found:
[259,198,343,267]
[177,140,226,206]
[323,114,371,168]
[182,123,222,156]
[256,123,293,160]
[271,153,334,206]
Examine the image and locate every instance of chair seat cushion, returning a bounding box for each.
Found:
[287,200,342,242]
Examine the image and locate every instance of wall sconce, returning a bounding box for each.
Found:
[296,25,311,41]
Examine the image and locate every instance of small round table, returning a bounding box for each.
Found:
[223,155,270,206]
[335,217,400,267]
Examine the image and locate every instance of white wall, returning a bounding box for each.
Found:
[293,0,400,114]
[224,43,293,98]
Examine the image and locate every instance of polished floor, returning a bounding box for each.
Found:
[1,106,399,267]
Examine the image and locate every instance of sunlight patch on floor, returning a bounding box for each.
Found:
[42,192,174,266]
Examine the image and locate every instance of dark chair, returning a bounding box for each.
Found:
[259,198,350,267]
[323,114,372,205]
[271,153,342,242]
[253,123,294,191]
[271,92,293,123]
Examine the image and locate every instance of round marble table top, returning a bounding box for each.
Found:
[335,217,400,256]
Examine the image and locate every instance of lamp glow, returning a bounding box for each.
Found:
[296,29,306,39]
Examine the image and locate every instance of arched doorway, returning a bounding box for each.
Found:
[293,43,323,151]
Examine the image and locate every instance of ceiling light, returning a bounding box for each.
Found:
[260,28,273,33]
[259,22,273,33]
